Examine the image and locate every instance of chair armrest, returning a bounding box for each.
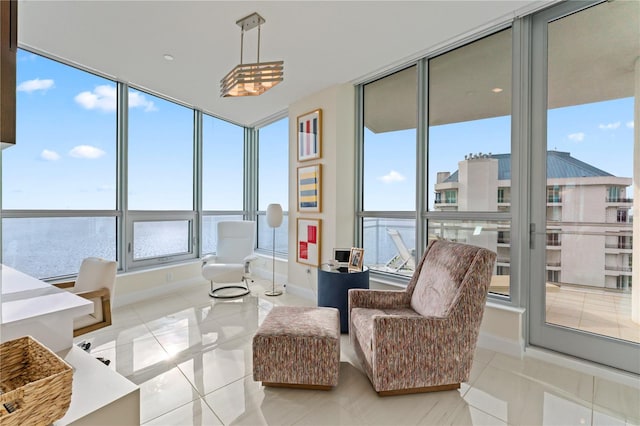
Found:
[75,287,110,301]
[243,254,258,263]
[348,289,409,310]
[52,281,75,289]
[202,255,218,265]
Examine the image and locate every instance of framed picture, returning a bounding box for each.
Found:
[297,218,321,267]
[348,247,364,271]
[297,109,322,162]
[297,164,321,212]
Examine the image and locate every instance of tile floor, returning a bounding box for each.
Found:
[76,279,640,426]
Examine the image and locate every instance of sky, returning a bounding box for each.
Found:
[364,97,634,212]
[3,49,279,211]
[1,49,635,214]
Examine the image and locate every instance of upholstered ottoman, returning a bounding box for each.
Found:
[253,306,340,390]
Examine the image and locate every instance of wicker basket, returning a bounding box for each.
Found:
[0,336,73,426]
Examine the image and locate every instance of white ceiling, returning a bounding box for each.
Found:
[18,0,550,127]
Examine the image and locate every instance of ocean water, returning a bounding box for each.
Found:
[1,216,412,280]
[2,217,117,279]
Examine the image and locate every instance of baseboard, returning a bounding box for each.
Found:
[477,331,525,359]
[283,282,316,302]
[525,346,640,389]
[251,268,288,285]
[113,277,205,308]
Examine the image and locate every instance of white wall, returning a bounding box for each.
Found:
[287,84,356,296]
[112,261,203,307]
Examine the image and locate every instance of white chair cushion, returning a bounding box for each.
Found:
[202,263,244,283]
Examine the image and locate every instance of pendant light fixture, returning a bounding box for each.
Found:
[220,12,284,97]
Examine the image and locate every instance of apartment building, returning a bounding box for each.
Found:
[434,150,633,291]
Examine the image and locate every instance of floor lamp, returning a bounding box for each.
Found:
[265,203,283,296]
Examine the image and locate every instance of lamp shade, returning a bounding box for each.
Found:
[266,203,283,228]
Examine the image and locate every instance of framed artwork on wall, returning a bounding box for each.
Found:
[297,109,322,162]
[297,164,321,212]
[297,218,321,267]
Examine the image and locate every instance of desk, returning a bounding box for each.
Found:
[1,264,140,425]
[317,266,369,333]
[1,265,93,352]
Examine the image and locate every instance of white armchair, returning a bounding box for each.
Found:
[53,257,117,337]
[202,221,257,298]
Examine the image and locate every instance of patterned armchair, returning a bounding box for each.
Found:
[348,239,496,395]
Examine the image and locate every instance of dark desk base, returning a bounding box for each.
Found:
[318,268,369,333]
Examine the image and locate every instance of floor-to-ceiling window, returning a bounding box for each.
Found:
[427,28,513,298]
[357,0,638,373]
[361,66,417,277]
[1,49,257,279]
[201,114,245,255]
[257,117,289,254]
[126,89,195,267]
[2,49,117,279]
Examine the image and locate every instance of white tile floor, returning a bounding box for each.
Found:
[76,279,640,426]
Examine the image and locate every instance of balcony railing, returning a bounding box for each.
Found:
[605,243,633,250]
[605,265,633,272]
[546,240,561,247]
[546,261,561,267]
[547,196,562,203]
[606,197,633,203]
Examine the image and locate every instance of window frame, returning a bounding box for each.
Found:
[356,23,520,306]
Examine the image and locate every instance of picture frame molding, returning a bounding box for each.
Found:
[296,217,321,267]
[297,108,323,162]
[297,163,322,213]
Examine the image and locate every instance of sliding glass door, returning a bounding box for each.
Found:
[529,0,639,373]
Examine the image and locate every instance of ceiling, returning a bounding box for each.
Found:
[365,0,639,133]
[18,0,550,127]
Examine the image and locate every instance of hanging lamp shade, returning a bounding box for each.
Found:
[221,12,284,97]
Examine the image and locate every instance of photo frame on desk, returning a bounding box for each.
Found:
[348,247,364,271]
[297,218,321,267]
[297,109,322,162]
[297,164,321,213]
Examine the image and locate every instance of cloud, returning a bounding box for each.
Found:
[129,91,157,111]
[378,170,406,183]
[74,86,156,112]
[627,121,634,129]
[69,145,106,159]
[567,132,585,142]
[40,149,60,161]
[74,85,117,112]
[598,122,621,130]
[17,78,54,93]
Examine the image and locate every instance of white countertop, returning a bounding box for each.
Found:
[1,264,93,326]
[54,346,140,425]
